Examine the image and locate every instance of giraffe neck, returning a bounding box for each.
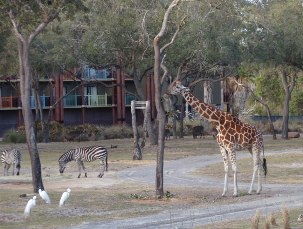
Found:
[182,91,221,125]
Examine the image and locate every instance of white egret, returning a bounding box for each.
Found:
[59,188,71,207]
[38,189,51,204]
[298,214,303,222]
[24,196,37,217]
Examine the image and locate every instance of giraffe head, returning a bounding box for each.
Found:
[167,80,190,95]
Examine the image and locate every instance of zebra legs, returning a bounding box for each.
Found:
[98,160,105,178]
[3,163,11,176]
[12,162,15,175]
[76,160,87,178]
[16,163,21,175]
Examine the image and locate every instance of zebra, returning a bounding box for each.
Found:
[1,149,21,176]
[58,146,108,178]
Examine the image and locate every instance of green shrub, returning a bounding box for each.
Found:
[3,129,26,143]
[102,125,133,139]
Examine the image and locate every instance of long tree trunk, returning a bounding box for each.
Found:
[133,71,157,145]
[19,40,44,192]
[281,66,295,140]
[131,101,142,160]
[281,93,290,139]
[153,0,181,197]
[153,36,166,197]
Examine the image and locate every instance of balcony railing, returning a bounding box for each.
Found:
[1,94,135,109]
[0,96,19,108]
[30,96,51,108]
[63,95,82,107]
[84,94,107,106]
[63,94,109,107]
[125,94,136,105]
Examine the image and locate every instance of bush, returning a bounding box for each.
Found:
[101,125,133,140]
[3,129,26,143]
[4,119,302,143]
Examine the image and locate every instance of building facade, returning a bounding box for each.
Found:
[0,66,229,137]
[0,66,155,137]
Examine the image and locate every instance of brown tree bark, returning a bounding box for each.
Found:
[131,101,142,160]
[8,2,60,192]
[153,0,181,198]
[17,40,44,192]
[281,66,296,140]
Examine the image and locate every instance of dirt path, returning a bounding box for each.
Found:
[71,148,303,229]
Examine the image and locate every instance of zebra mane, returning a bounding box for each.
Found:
[58,149,75,162]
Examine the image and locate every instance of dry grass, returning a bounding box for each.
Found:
[192,136,303,184]
[269,212,278,226]
[0,135,303,228]
[281,208,290,229]
[252,209,261,229]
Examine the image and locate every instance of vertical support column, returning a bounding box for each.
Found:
[121,68,125,124]
[81,80,85,125]
[17,82,22,126]
[112,67,116,125]
[59,74,64,122]
[116,67,122,124]
[54,74,60,122]
[49,78,54,122]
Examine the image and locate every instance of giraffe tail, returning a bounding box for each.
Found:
[262,146,267,176]
[263,158,267,176]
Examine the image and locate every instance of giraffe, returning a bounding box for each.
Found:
[167,80,267,197]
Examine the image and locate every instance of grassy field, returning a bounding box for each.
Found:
[0,135,303,228]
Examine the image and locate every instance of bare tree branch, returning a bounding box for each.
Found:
[160,54,170,84]
[160,15,186,54]
[156,0,181,39]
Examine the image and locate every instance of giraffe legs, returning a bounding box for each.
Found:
[248,153,262,194]
[222,159,229,197]
[231,160,238,197]
[220,146,238,197]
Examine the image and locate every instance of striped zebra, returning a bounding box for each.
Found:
[58,146,108,178]
[1,149,21,176]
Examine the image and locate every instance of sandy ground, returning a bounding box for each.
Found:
[1,138,303,229]
[68,148,303,229]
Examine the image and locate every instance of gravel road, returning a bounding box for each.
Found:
[72,149,303,229]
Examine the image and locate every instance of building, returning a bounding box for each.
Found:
[0,66,229,137]
[0,66,155,137]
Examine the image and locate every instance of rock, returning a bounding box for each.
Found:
[288,132,300,138]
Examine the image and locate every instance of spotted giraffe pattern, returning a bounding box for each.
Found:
[167,80,267,196]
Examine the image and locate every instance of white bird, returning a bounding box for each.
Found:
[59,188,71,207]
[24,196,37,217]
[38,189,51,204]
